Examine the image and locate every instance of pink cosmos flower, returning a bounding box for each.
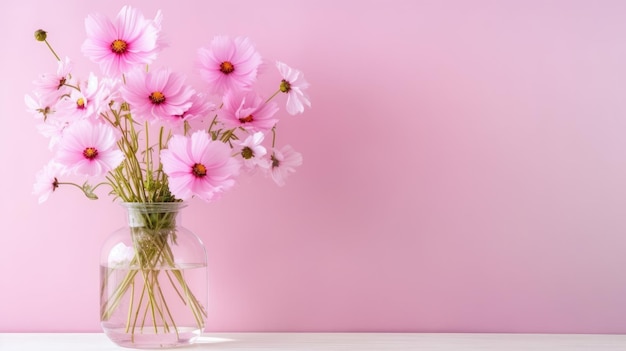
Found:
[276,61,311,115]
[160,131,241,202]
[96,77,124,112]
[33,56,73,96]
[122,68,195,125]
[175,92,216,133]
[235,132,269,171]
[179,92,215,121]
[219,90,279,132]
[81,6,163,77]
[32,161,65,204]
[25,91,57,120]
[56,73,101,122]
[54,120,124,177]
[268,145,302,186]
[36,118,69,151]
[197,36,262,95]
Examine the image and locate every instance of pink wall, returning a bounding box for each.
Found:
[2,0,626,333]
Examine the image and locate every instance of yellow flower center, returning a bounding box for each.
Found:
[238,115,254,123]
[111,39,128,54]
[280,79,291,93]
[76,98,85,109]
[149,91,166,105]
[192,163,207,178]
[83,147,98,160]
[220,61,235,74]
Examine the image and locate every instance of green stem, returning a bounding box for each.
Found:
[271,125,277,148]
[44,39,61,61]
[207,114,218,134]
[56,182,99,200]
[266,89,281,103]
[125,279,135,333]
[62,83,81,91]
[131,280,147,340]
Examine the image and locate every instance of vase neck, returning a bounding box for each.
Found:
[122,202,186,229]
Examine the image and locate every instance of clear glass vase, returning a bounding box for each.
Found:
[100,202,208,349]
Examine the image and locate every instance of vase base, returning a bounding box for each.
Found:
[103,326,203,349]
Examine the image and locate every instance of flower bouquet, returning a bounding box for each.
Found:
[27,5,310,348]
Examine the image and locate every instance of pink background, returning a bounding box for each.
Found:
[2,0,626,333]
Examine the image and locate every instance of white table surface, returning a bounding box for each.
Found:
[1,332,626,350]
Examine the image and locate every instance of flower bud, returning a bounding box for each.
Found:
[34,29,47,42]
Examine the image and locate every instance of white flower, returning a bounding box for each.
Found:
[236,132,270,171]
[268,145,302,186]
[276,61,311,115]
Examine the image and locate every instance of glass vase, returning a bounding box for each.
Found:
[100,202,207,349]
